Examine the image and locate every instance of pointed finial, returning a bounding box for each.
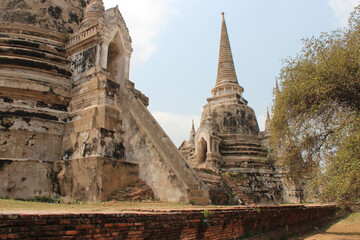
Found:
[189,120,196,143]
[265,107,271,131]
[206,104,214,123]
[80,0,105,28]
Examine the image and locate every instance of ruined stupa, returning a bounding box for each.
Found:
[180,13,284,204]
[0,0,209,204]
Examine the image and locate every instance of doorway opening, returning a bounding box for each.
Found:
[107,33,124,83]
[198,137,208,164]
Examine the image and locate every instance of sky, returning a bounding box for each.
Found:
[103,0,359,146]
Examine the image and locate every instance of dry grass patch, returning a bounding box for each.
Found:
[299,213,360,240]
[0,198,226,214]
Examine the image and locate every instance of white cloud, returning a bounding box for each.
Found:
[152,112,201,147]
[329,0,359,27]
[103,0,177,68]
[257,113,266,132]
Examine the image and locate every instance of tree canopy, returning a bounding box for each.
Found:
[271,6,360,205]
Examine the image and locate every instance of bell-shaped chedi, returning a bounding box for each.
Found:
[181,13,278,179]
[182,13,263,170]
[194,13,260,171]
[180,13,285,204]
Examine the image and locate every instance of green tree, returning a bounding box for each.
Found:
[271,6,360,205]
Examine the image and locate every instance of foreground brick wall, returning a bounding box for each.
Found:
[0,205,336,239]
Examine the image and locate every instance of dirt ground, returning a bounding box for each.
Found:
[293,213,360,240]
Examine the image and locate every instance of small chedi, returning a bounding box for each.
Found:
[179,13,302,205]
[0,0,209,204]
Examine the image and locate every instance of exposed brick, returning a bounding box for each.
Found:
[65,230,77,236]
[114,223,128,227]
[92,234,102,239]
[6,234,17,239]
[76,225,95,230]
[0,205,336,239]
[104,223,113,228]
[60,220,70,225]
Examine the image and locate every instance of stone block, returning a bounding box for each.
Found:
[0,159,54,199]
[55,157,140,202]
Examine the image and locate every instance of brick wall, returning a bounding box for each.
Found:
[0,204,336,239]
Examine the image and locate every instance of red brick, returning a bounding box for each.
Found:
[92,234,102,239]
[34,220,46,225]
[60,219,70,224]
[7,234,17,239]
[104,223,113,228]
[42,225,63,231]
[114,223,127,227]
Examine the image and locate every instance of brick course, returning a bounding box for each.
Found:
[0,205,336,239]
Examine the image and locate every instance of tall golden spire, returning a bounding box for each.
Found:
[211,12,243,97]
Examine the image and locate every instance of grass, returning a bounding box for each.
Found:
[324,213,360,234]
[0,199,336,214]
[292,212,360,240]
[1,199,358,239]
[0,198,231,213]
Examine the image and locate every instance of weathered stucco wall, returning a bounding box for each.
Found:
[0,128,63,162]
[0,205,336,239]
[0,0,89,34]
[123,106,189,202]
[55,157,140,202]
[0,0,208,204]
[201,102,259,136]
[0,160,53,199]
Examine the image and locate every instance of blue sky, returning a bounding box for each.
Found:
[103,0,359,146]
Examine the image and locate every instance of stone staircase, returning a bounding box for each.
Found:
[123,89,210,205]
[222,174,255,205]
[197,171,255,205]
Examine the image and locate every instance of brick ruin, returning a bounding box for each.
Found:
[0,205,337,239]
[0,0,301,205]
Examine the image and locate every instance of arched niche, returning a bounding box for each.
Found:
[198,137,208,164]
[107,32,124,84]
